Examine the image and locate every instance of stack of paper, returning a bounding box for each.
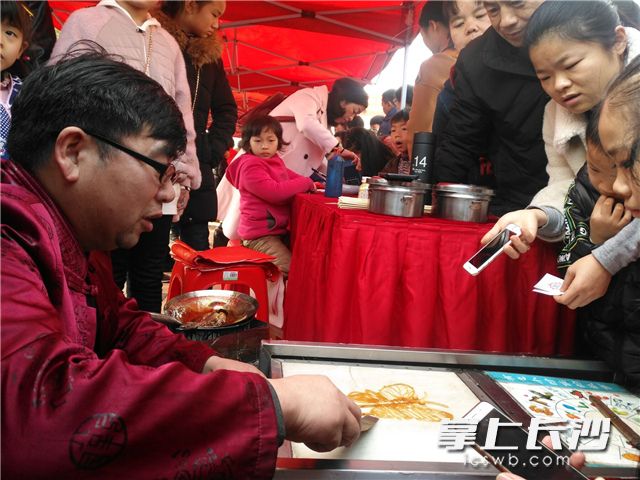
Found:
[338,196,369,209]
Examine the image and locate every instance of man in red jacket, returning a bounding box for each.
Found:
[1,51,360,479]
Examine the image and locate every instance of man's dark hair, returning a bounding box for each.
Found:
[381,89,396,104]
[419,0,447,29]
[327,77,368,126]
[239,114,288,152]
[369,115,384,127]
[7,46,186,172]
[395,85,413,107]
[391,108,410,125]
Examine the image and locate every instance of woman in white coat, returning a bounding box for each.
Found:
[218,78,368,239]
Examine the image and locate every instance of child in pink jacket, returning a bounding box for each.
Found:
[226,115,315,275]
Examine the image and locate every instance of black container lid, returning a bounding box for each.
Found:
[413,131,435,144]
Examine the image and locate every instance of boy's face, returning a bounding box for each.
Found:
[390,120,408,154]
[586,141,618,198]
[1,20,28,72]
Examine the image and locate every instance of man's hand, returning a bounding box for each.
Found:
[268,375,361,452]
[554,254,611,309]
[480,209,547,259]
[589,195,632,244]
[202,355,265,377]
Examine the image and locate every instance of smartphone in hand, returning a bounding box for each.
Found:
[463,224,521,275]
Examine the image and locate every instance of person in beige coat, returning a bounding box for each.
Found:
[406,1,490,157]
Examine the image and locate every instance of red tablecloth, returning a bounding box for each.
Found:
[284,193,576,355]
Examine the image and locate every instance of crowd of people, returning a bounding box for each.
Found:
[1,0,639,478]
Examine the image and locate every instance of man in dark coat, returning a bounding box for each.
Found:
[435,1,548,215]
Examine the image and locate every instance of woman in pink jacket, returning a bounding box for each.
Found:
[226,115,315,275]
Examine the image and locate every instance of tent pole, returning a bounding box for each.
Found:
[400,44,409,109]
[399,2,416,109]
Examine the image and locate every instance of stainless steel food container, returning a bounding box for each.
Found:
[431,183,494,223]
[161,290,259,341]
[368,178,431,218]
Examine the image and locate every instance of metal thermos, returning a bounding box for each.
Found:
[411,132,435,205]
[325,155,345,197]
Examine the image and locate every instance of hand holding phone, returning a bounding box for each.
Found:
[464,224,522,275]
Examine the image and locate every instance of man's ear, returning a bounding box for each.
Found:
[52,127,91,183]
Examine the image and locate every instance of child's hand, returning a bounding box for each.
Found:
[554,254,611,309]
[312,181,324,191]
[589,195,632,244]
[382,135,400,155]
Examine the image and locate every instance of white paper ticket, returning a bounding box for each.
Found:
[533,273,565,296]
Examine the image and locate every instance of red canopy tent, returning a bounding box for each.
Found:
[48,1,424,114]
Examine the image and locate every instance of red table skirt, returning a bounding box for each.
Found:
[283,193,576,355]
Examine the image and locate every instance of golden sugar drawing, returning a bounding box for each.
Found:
[348,383,454,422]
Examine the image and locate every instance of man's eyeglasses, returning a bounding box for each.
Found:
[83,129,177,185]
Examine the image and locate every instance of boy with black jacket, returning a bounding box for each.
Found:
[559,128,639,388]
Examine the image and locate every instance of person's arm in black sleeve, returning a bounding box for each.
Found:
[557,180,597,274]
[434,58,491,184]
[208,60,238,166]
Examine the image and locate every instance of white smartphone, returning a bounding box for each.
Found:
[463,223,521,276]
[463,401,588,480]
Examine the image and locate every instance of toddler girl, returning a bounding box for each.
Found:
[226,115,315,275]
[1,1,31,159]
